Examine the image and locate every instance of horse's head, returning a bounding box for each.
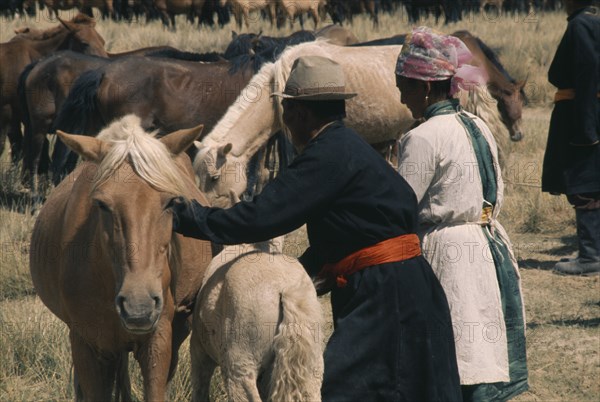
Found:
[489,79,526,142]
[193,142,248,208]
[57,13,108,58]
[57,116,204,334]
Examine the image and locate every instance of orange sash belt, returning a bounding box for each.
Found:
[318,234,422,288]
[554,88,600,103]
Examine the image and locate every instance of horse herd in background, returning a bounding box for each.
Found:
[0,13,526,201]
[1,0,563,30]
[3,10,532,402]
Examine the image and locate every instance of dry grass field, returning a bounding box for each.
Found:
[1,5,599,402]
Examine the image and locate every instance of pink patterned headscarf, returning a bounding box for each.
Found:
[396,27,488,95]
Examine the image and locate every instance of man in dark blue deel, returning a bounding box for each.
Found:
[170,55,462,401]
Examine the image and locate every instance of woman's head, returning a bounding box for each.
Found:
[395,27,487,118]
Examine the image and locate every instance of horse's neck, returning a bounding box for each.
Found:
[29,30,71,57]
[205,67,279,161]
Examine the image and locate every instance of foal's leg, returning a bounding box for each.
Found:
[69,330,116,401]
[190,328,217,402]
[221,350,262,402]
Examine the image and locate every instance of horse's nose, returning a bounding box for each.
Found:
[510,131,524,142]
[115,292,163,334]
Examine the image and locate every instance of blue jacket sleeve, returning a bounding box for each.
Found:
[172,141,351,244]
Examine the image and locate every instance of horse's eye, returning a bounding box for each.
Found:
[94,200,111,213]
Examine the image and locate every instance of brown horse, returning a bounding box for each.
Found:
[153,0,206,30]
[452,30,526,142]
[0,13,106,163]
[30,115,212,401]
[18,46,193,191]
[51,55,256,183]
[43,0,115,19]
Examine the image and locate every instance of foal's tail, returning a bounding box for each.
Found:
[269,280,324,402]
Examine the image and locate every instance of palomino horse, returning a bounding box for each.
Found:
[221,0,277,29]
[193,40,507,207]
[0,13,107,163]
[277,0,320,29]
[30,115,212,401]
[191,237,324,401]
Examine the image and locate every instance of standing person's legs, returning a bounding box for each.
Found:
[554,192,600,275]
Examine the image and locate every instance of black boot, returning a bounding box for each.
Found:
[554,208,600,275]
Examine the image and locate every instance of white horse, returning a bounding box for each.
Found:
[193,40,507,207]
[190,236,324,402]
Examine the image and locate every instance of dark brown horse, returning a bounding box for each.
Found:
[452,30,526,141]
[51,55,256,183]
[30,115,212,401]
[0,13,107,163]
[17,46,214,190]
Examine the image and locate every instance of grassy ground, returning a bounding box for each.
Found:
[1,6,599,402]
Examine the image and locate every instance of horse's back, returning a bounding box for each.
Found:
[277,41,412,143]
[195,246,315,363]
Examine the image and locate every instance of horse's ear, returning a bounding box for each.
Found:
[56,131,109,162]
[218,143,232,157]
[231,31,238,39]
[228,189,241,205]
[161,124,205,155]
[57,16,75,32]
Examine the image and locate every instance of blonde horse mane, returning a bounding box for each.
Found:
[457,85,510,161]
[93,115,189,196]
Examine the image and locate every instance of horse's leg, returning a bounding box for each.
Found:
[69,330,116,401]
[22,108,51,188]
[136,317,172,401]
[267,3,276,27]
[222,366,262,402]
[50,137,73,186]
[243,6,251,29]
[7,108,23,164]
[0,105,10,160]
[169,12,176,31]
[190,327,217,402]
[310,5,319,29]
